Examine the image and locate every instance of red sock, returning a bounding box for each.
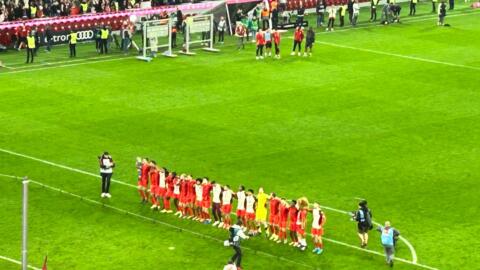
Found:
[151,196,157,205]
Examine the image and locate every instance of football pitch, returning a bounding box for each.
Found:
[1,2,479,269]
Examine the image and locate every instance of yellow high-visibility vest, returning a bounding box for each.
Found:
[372,0,379,5]
[341,5,347,16]
[27,36,35,49]
[412,0,418,3]
[70,32,77,44]
[30,6,37,17]
[101,29,109,39]
[80,3,88,12]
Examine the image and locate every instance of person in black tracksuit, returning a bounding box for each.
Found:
[347,0,354,25]
[353,200,373,248]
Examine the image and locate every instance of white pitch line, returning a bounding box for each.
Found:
[0,56,134,75]
[6,55,116,69]
[0,254,41,270]
[0,148,136,189]
[0,148,430,268]
[317,41,480,71]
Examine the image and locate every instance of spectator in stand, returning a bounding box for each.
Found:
[80,0,89,14]
[296,1,305,27]
[217,16,226,44]
[279,0,286,12]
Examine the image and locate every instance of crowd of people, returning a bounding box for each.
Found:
[132,157,401,269]
[0,0,192,22]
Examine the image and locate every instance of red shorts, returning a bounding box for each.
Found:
[246,212,255,221]
[269,214,278,226]
[166,190,174,198]
[236,209,246,217]
[150,185,159,195]
[173,193,180,199]
[311,228,324,236]
[138,179,147,187]
[195,200,203,207]
[188,195,195,204]
[221,204,232,214]
[158,187,167,197]
[279,219,287,229]
[296,226,305,236]
[289,223,297,232]
[202,199,211,208]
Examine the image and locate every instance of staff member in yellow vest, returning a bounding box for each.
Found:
[100,26,109,54]
[432,0,438,12]
[68,30,77,57]
[339,4,347,27]
[26,31,35,63]
[30,4,37,19]
[409,0,418,15]
[80,1,89,14]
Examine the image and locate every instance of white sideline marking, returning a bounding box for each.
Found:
[0,148,137,189]
[0,254,41,270]
[0,56,134,75]
[0,173,438,270]
[6,55,116,68]
[317,41,480,71]
[0,149,429,268]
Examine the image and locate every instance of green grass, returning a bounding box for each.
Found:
[1,2,479,269]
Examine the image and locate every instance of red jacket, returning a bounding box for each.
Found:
[256,32,265,45]
[272,31,280,44]
[294,29,304,42]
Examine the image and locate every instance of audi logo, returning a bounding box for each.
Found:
[52,30,95,43]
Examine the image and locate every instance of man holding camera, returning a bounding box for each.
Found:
[99,152,115,198]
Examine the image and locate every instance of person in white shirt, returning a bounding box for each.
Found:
[235,186,247,227]
[217,16,226,44]
[327,5,336,32]
[226,220,249,270]
[99,151,115,198]
[220,185,234,229]
[245,189,257,235]
[352,0,360,26]
[212,181,223,226]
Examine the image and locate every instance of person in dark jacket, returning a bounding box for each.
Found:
[438,0,447,26]
[304,27,315,57]
[44,25,53,52]
[353,200,373,248]
[176,7,183,33]
[347,0,354,25]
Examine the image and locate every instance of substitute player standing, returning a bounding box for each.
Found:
[99,152,115,198]
[311,203,326,254]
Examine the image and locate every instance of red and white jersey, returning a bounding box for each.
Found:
[312,209,326,229]
[212,185,222,203]
[296,209,307,226]
[195,184,203,201]
[159,171,166,188]
[246,195,255,213]
[222,189,233,205]
[236,191,246,210]
[173,179,181,195]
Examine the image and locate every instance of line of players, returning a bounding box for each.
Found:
[136,157,326,254]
